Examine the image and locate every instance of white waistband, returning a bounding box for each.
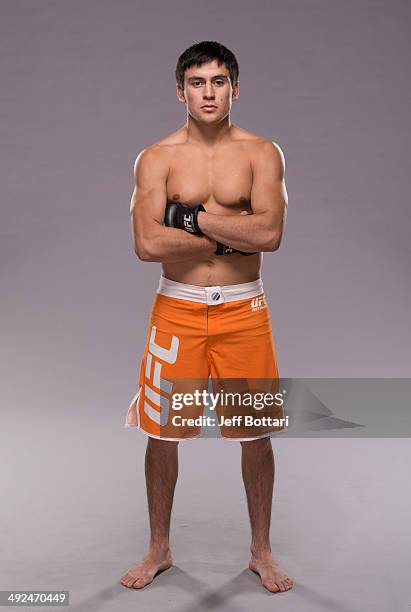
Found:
[157,275,264,305]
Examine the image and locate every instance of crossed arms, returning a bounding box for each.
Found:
[130,140,288,263]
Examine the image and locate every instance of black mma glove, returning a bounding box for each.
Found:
[164,201,205,236]
[214,242,235,255]
[237,250,258,256]
[214,242,258,256]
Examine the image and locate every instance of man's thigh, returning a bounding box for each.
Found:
[125,293,210,440]
[208,293,285,440]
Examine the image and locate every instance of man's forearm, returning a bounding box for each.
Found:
[197,211,278,252]
[138,225,215,262]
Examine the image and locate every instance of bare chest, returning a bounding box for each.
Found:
[166,145,253,210]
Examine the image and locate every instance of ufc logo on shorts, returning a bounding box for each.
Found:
[143,325,179,426]
[251,295,267,312]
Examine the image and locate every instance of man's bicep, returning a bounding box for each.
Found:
[250,141,288,241]
[130,147,169,255]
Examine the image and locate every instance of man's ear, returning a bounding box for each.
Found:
[176,83,186,103]
[232,80,240,101]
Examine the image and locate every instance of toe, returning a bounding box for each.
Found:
[132,581,143,589]
[120,574,132,587]
[266,581,280,592]
[133,575,152,589]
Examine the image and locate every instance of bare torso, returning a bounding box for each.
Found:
[154,124,267,286]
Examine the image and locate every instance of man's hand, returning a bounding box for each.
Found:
[214,242,235,255]
[164,201,257,256]
[164,201,206,236]
[214,242,257,256]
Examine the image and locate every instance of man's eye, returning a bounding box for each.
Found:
[215,80,224,85]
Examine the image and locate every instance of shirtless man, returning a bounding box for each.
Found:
[120,41,292,594]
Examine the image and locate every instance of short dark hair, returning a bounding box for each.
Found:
[175,41,239,90]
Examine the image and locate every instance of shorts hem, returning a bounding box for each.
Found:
[124,423,286,441]
[124,423,201,441]
[221,428,287,441]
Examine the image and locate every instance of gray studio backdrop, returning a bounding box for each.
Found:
[1,1,410,611]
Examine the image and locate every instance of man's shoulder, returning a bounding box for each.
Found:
[146,127,187,151]
[133,128,186,168]
[231,125,263,143]
[232,126,284,157]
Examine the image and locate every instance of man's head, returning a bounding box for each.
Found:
[175,41,239,123]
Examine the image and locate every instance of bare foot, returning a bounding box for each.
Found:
[249,552,293,593]
[120,549,173,589]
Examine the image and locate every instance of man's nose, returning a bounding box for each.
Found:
[203,83,215,98]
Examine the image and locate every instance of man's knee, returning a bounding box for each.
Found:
[240,436,272,451]
[147,436,179,450]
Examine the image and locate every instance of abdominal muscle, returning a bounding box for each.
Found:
[162,251,262,287]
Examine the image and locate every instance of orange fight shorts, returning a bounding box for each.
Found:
[124,275,286,441]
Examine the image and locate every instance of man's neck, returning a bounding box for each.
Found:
[185,115,233,147]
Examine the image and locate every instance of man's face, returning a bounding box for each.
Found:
[176,59,239,124]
